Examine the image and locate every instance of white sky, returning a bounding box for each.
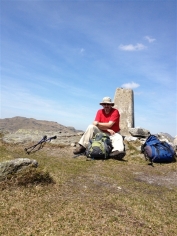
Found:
[1,0,177,137]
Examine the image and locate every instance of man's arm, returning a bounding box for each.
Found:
[93,121,115,135]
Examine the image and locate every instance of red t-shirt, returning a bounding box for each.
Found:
[94,108,120,133]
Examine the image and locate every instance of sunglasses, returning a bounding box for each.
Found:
[102,103,111,106]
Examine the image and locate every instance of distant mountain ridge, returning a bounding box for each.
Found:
[0,116,80,134]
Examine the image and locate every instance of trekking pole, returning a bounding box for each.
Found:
[73,151,86,158]
[45,135,57,142]
[24,135,47,154]
[24,135,57,154]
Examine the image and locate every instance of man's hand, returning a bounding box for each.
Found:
[106,129,115,135]
[93,121,99,126]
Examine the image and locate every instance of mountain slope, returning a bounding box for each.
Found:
[0,116,79,133]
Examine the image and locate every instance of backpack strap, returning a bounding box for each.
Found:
[103,140,108,159]
[73,151,86,158]
[95,132,104,141]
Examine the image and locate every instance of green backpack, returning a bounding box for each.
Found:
[86,132,113,159]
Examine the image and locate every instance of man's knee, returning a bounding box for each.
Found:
[86,124,97,131]
[114,133,123,140]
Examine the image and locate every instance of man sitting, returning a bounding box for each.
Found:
[73,96,125,159]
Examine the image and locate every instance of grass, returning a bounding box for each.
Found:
[0,140,177,236]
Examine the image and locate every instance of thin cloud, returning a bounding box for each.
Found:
[1,85,89,120]
[119,43,146,51]
[121,82,140,89]
[144,36,156,43]
[80,48,85,54]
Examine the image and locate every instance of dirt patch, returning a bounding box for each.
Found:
[134,171,177,188]
[63,173,123,199]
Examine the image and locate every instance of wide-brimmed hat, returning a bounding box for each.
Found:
[100,97,114,106]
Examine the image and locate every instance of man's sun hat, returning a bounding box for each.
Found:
[100,97,114,106]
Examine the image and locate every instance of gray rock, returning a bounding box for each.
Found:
[129,127,150,138]
[77,132,84,136]
[157,132,174,144]
[70,142,76,147]
[124,136,138,142]
[173,136,177,150]
[0,158,38,180]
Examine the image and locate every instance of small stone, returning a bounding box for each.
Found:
[70,143,76,147]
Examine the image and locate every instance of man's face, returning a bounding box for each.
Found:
[102,103,112,114]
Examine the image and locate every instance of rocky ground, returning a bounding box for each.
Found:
[0,116,83,146]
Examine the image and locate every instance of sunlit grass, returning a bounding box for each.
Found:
[0,140,177,235]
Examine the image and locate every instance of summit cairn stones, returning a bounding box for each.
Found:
[114,88,134,136]
[129,127,150,138]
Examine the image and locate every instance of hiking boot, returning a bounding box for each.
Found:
[109,150,126,159]
[73,145,86,155]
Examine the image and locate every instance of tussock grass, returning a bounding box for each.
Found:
[0,168,55,190]
[0,141,177,235]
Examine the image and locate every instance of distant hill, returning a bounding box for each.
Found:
[0,116,80,134]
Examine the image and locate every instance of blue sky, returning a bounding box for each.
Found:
[1,0,177,137]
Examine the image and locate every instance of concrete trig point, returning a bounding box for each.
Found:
[113,88,134,135]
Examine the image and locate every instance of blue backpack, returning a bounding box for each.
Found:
[141,135,176,164]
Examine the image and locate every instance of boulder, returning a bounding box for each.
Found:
[157,132,174,145]
[129,127,150,138]
[0,158,38,180]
